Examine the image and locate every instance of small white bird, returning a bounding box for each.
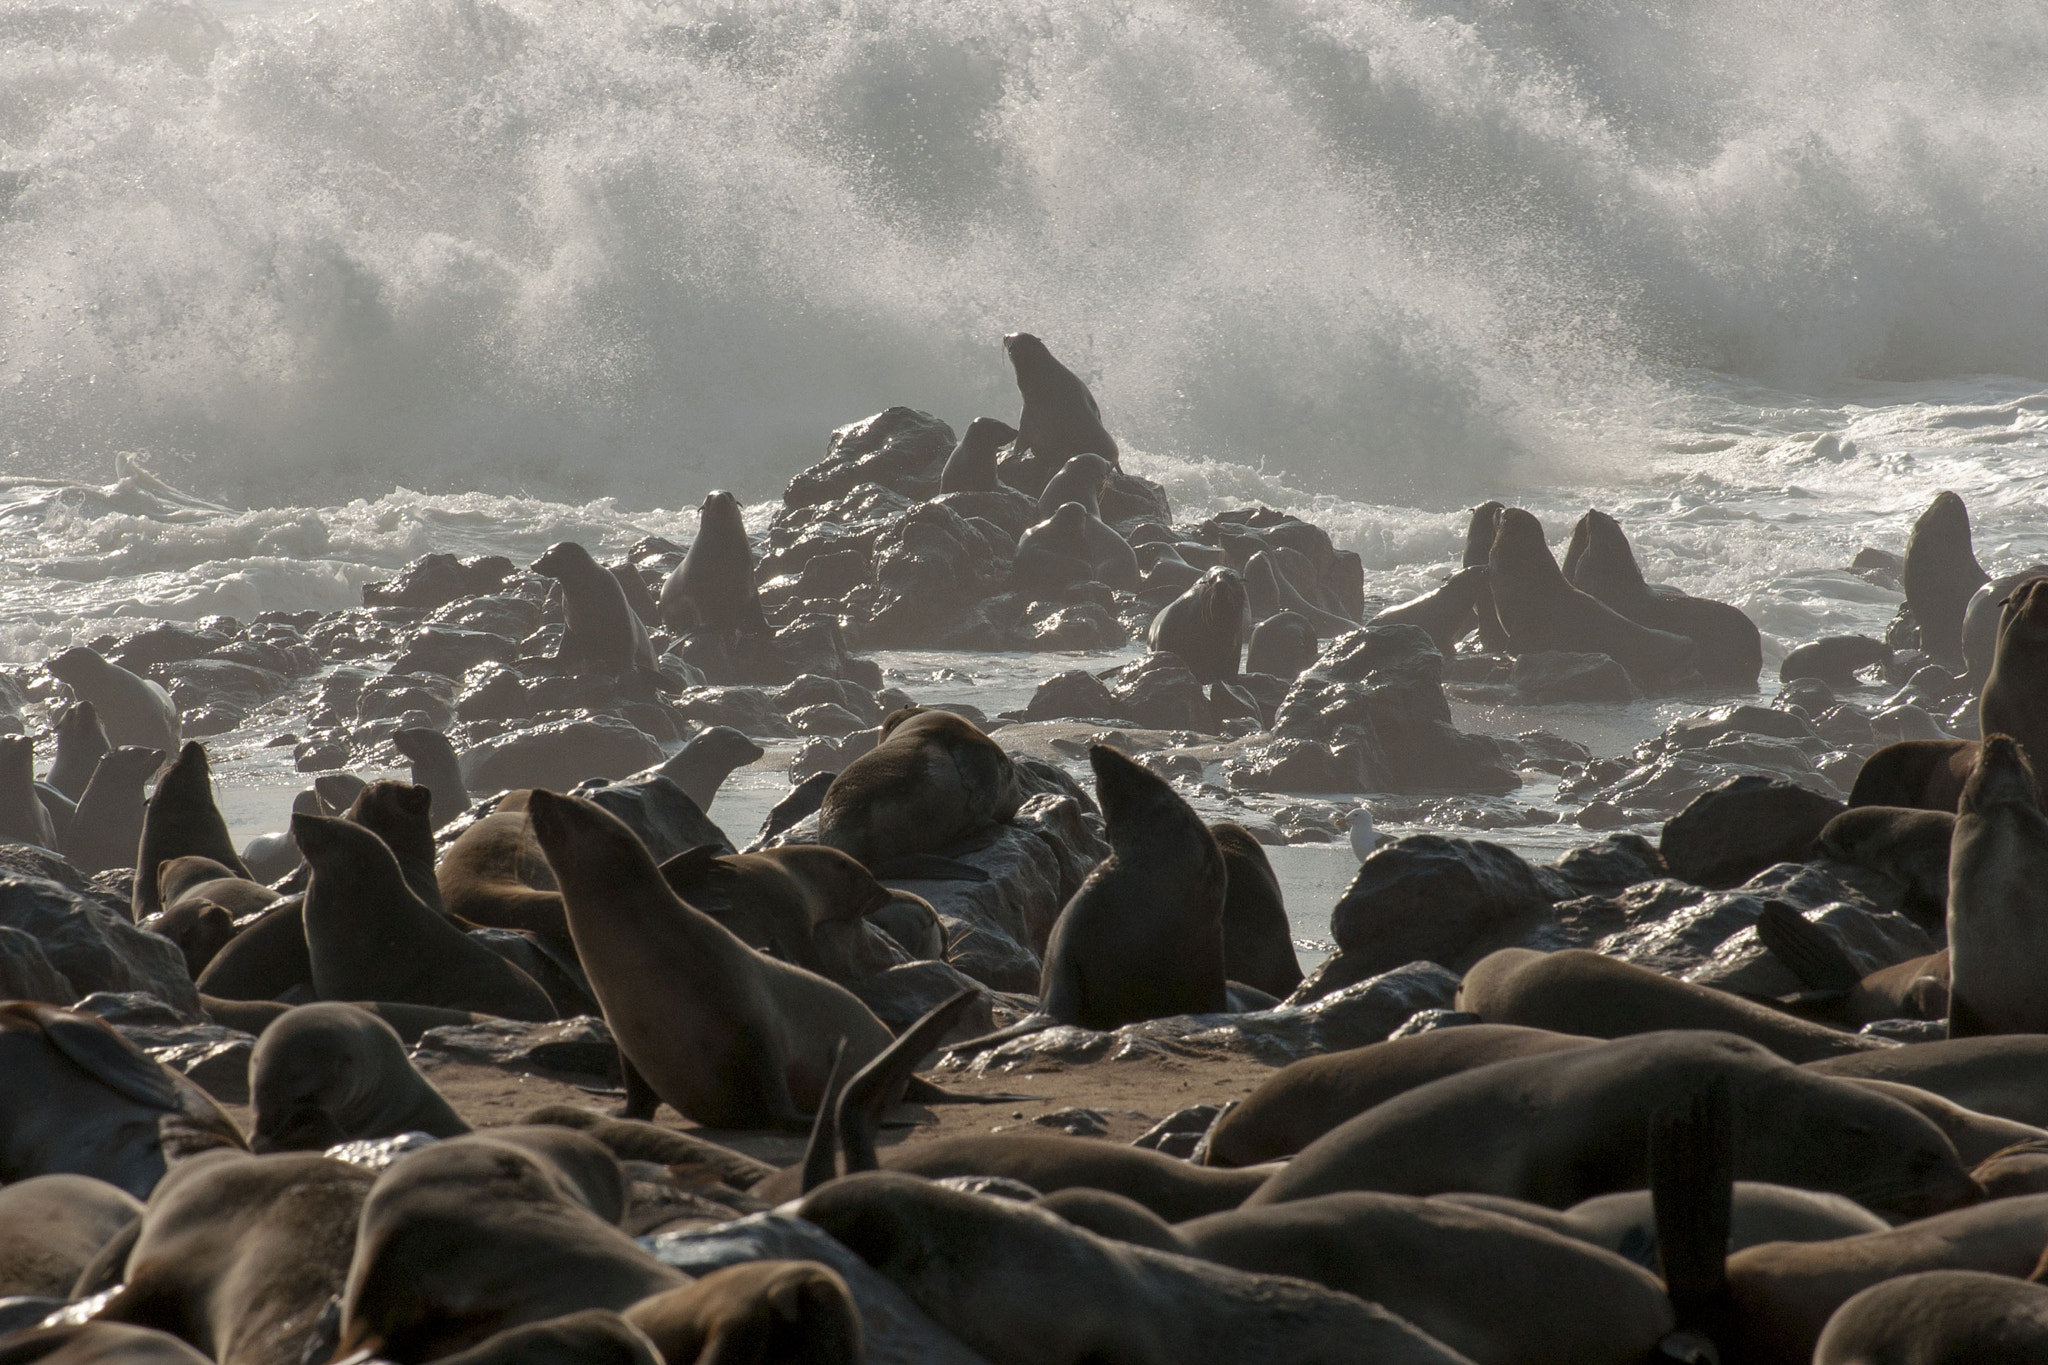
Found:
[1349,806,1378,862]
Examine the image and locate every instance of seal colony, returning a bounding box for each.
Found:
[1,335,2046,1365]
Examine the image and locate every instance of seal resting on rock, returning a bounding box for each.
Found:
[1945,733,2048,1037]
[1848,737,1978,812]
[657,490,769,638]
[249,1002,469,1152]
[999,332,1120,497]
[1487,509,1697,683]
[938,416,1020,494]
[45,646,180,752]
[815,707,1022,875]
[1037,451,1113,517]
[530,541,658,681]
[1901,489,1987,667]
[1564,509,1762,688]
[1148,566,1248,684]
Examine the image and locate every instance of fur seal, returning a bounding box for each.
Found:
[1815,804,1952,922]
[816,708,1022,872]
[344,780,445,912]
[1780,634,1892,688]
[1842,1076,2047,1164]
[0,733,57,849]
[1247,1030,1977,1219]
[1243,608,1316,677]
[999,332,1120,496]
[657,490,768,637]
[1038,745,1226,1029]
[1036,452,1112,517]
[0,1324,212,1365]
[623,1263,863,1365]
[1204,1024,1597,1167]
[1756,902,1949,1025]
[647,724,764,811]
[132,742,249,921]
[1455,947,1885,1062]
[526,788,896,1129]
[428,1311,661,1365]
[1803,1035,2048,1126]
[0,1175,142,1298]
[797,1171,1472,1365]
[1846,737,1977,811]
[1077,504,1141,588]
[1209,823,1302,998]
[336,1137,684,1363]
[1488,509,1697,680]
[157,856,278,919]
[191,898,312,1002]
[1370,567,1490,654]
[658,843,905,984]
[59,746,164,875]
[294,812,554,1021]
[1243,550,1356,637]
[1514,1181,1888,1260]
[938,416,1021,494]
[1813,1269,2048,1365]
[1980,576,2048,773]
[1013,501,1096,587]
[1901,489,1987,666]
[1964,565,2048,686]
[0,1003,244,1198]
[249,1002,468,1151]
[47,701,110,801]
[1463,502,1511,650]
[1565,509,1762,687]
[531,541,658,681]
[45,646,180,752]
[1945,733,2048,1036]
[437,810,574,952]
[390,727,468,828]
[1147,566,1248,684]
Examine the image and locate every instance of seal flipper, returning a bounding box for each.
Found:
[619,1054,662,1122]
[1755,900,1861,992]
[1650,1074,1735,1351]
[937,1012,1057,1060]
[835,989,985,1173]
[800,1038,850,1194]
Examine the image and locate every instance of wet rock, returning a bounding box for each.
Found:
[1224,735,1387,794]
[154,659,288,711]
[1686,900,1937,997]
[117,1021,257,1104]
[673,686,796,739]
[108,623,236,673]
[1660,775,1845,889]
[1387,1008,1484,1038]
[363,553,515,612]
[72,990,186,1025]
[1034,1108,1110,1137]
[573,775,733,860]
[1133,1105,1222,1158]
[1330,836,1555,978]
[412,1015,619,1079]
[430,594,546,639]
[462,717,665,795]
[1540,834,1667,898]
[1022,670,1132,724]
[390,626,520,678]
[1508,651,1639,703]
[790,730,879,782]
[356,673,457,727]
[847,961,1022,1040]
[784,407,958,508]
[873,504,1015,609]
[1861,1018,1946,1043]
[0,873,199,1018]
[1027,604,1125,651]
[776,674,881,726]
[0,844,89,891]
[0,924,75,1003]
[1105,652,1210,732]
[788,703,865,736]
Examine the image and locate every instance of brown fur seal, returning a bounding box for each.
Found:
[938,416,1020,494]
[60,746,164,875]
[0,1003,245,1198]
[1946,733,2048,1036]
[47,700,110,802]
[0,733,56,849]
[1247,1030,1977,1218]
[1038,745,1225,1029]
[1370,566,1490,654]
[1847,736,1977,811]
[337,1137,683,1363]
[1755,902,1950,1025]
[1779,634,1892,688]
[132,743,249,921]
[1514,1181,1889,1260]
[1842,1077,2047,1164]
[999,332,1120,496]
[249,1002,469,1152]
[658,843,904,984]
[1488,508,1697,681]
[1013,501,1096,587]
[428,1311,660,1365]
[1816,804,1952,921]
[1147,565,1248,683]
[344,780,445,912]
[647,724,764,811]
[294,813,554,1021]
[525,788,896,1129]
[1813,1269,2048,1365]
[797,1171,1471,1365]
[0,1324,212,1365]
[45,646,180,752]
[1901,489,1987,667]
[95,1150,372,1365]
[816,708,1022,872]
[623,1263,863,1365]
[1980,576,2048,774]
[436,811,574,952]
[1243,550,1356,637]
[1455,947,1886,1062]
[1463,502,1511,650]
[657,490,768,637]
[1037,451,1112,517]
[192,898,312,1002]
[1178,1192,1676,1365]
[389,727,468,828]
[1244,608,1317,677]
[158,855,277,918]
[1803,1035,2048,1126]
[531,541,658,680]
[1204,1024,1597,1167]
[1565,509,1762,688]
[1210,823,1302,998]
[0,1175,142,1298]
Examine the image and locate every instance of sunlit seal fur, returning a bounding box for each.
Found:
[1370,566,1489,654]
[61,746,165,876]
[45,646,180,752]
[1488,509,1697,681]
[1901,488,1987,667]
[1945,733,2048,1036]
[0,734,56,849]
[249,1003,468,1152]
[1812,1269,2048,1365]
[47,700,110,802]
[1147,566,1248,684]
[1979,576,2048,774]
[657,490,769,637]
[1963,564,2048,686]
[938,416,1021,494]
[999,331,1120,496]
[531,541,657,681]
[133,742,249,922]
[816,707,1022,871]
[623,1263,863,1365]
[1565,508,1762,687]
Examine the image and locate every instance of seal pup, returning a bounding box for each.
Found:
[47,700,110,801]
[1247,1030,1977,1219]
[1564,509,1763,688]
[1815,1270,2048,1364]
[45,646,179,752]
[1488,509,1698,682]
[624,1262,862,1365]
[658,843,905,984]
[132,742,249,922]
[1147,566,1249,683]
[389,728,468,828]
[1901,488,1987,666]
[531,541,658,681]
[0,734,57,849]
[249,1003,469,1152]
[1847,737,1978,811]
[1370,566,1490,655]
[938,416,1021,493]
[1980,576,2048,772]
[999,332,1120,496]
[59,746,165,876]
[797,1172,1473,1365]
[525,788,897,1130]
[657,490,769,637]
[0,1003,245,1198]
[1012,501,1097,587]
[816,708,1022,874]
[1815,804,1953,924]
[0,1175,142,1299]
[1779,635,1892,688]
[1036,451,1112,517]
[336,1137,684,1363]
[1210,823,1302,998]
[1946,733,2048,1036]
[1039,745,1226,1029]
[293,813,555,1021]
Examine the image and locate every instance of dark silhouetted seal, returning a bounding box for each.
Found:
[623,1262,863,1365]
[526,789,896,1129]
[1036,451,1112,517]
[132,742,248,922]
[1209,823,1301,998]
[1489,509,1697,681]
[999,332,1120,496]
[1013,501,1096,588]
[1147,566,1248,684]
[428,1312,661,1365]
[816,708,1022,872]
[1780,635,1891,688]
[0,1174,142,1299]
[1980,576,2048,774]
[938,416,1021,493]
[1244,609,1316,677]
[1901,489,1987,667]
[0,734,56,849]
[1847,736,1978,812]
[47,700,110,802]
[1243,551,1355,637]
[647,724,763,811]
[60,746,164,876]
[1946,733,2048,1036]
[1078,504,1141,588]
[1462,501,1511,650]
[45,646,179,752]
[1370,566,1490,654]
[249,1003,469,1152]
[531,541,657,681]
[294,813,554,1021]
[657,490,768,637]
[345,779,445,912]
[1816,803,1952,922]
[658,843,905,984]
[1565,509,1762,687]
[390,727,468,828]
